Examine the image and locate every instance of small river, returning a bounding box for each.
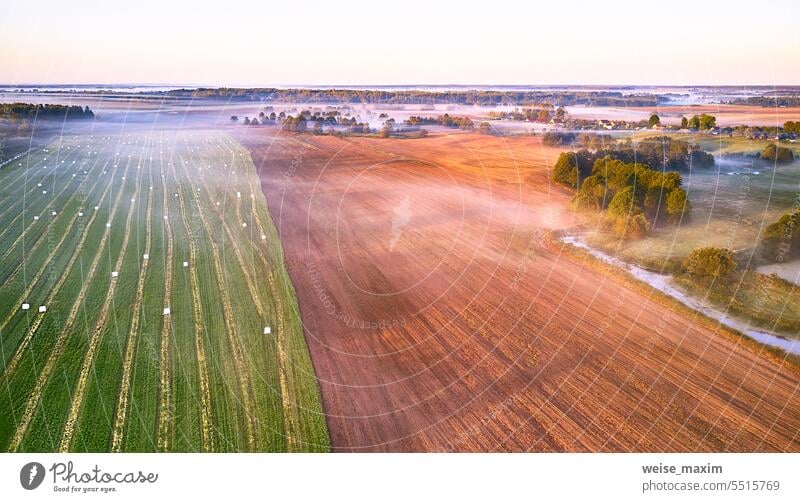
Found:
[561,235,800,356]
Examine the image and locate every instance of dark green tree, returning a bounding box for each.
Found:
[666,187,690,221]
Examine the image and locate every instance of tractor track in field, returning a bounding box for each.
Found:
[243,179,299,450]
[58,159,143,451]
[110,160,156,452]
[0,157,116,380]
[156,154,176,452]
[173,157,215,452]
[8,159,132,452]
[203,163,297,450]
[186,157,258,450]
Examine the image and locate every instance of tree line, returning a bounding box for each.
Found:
[157,88,661,107]
[404,114,474,129]
[0,103,94,120]
[680,114,716,130]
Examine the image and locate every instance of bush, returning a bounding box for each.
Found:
[613,213,649,240]
[761,210,800,262]
[761,143,795,164]
[683,247,736,278]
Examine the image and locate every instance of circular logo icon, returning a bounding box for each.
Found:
[20,462,45,490]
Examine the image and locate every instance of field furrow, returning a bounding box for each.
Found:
[172,164,215,452]
[110,159,155,452]
[156,152,176,452]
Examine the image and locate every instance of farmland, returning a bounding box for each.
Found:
[0,129,328,452]
[245,129,800,452]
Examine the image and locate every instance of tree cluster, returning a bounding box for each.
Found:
[572,156,690,238]
[550,137,714,182]
[681,114,716,130]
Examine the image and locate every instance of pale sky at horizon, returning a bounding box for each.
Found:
[1,0,798,86]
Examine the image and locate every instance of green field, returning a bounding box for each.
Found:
[0,129,329,452]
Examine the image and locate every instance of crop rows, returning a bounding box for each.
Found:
[0,130,329,452]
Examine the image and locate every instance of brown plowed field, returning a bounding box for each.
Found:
[243,130,800,452]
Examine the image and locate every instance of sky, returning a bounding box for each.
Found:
[1,0,798,86]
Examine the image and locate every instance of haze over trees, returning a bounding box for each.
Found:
[550,136,713,187]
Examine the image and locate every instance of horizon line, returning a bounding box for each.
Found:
[3,83,800,89]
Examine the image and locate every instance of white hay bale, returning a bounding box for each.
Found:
[38,306,47,313]
[263,327,272,335]
[163,307,171,315]
[21,303,30,311]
